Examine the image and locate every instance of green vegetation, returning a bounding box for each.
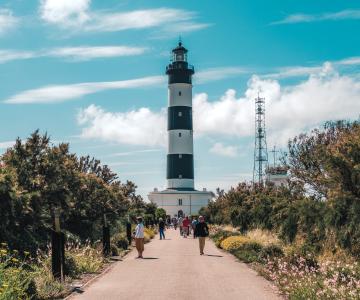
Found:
[0,131,158,299]
[205,121,360,299]
[155,208,167,221]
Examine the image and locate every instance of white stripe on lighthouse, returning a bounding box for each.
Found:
[167,179,194,189]
[168,130,193,154]
[168,83,192,107]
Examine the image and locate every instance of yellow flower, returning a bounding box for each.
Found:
[11,258,19,263]
[220,236,250,251]
[23,251,30,256]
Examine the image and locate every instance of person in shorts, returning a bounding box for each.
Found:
[134,217,145,258]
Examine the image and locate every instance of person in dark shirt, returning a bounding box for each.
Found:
[158,218,165,240]
[194,216,209,255]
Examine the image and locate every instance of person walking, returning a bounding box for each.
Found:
[134,217,145,258]
[158,218,166,240]
[192,217,199,238]
[182,216,190,238]
[178,216,184,236]
[194,216,209,255]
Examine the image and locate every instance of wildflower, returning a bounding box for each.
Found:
[11,257,19,263]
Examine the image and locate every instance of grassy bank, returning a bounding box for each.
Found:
[0,227,157,299]
[210,226,360,299]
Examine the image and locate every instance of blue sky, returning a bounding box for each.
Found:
[0,0,359,197]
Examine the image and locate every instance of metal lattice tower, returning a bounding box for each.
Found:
[253,93,268,185]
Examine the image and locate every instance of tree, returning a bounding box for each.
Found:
[155,208,167,221]
[0,130,133,251]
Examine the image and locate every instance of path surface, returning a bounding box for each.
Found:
[71,229,281,300]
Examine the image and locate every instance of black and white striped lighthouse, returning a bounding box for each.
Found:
[165,41,195,190]
[148,41,212,217]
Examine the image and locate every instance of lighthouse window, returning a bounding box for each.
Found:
[178,91,182,96]
[179,174,182,179]
[178,199,182,206]
[176,54,184,61]
[179,132,182,137]
[178,112,182,117]
[179,154,182,158]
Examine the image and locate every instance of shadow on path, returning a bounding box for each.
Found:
[205,254,223,257]
[142,257,159,260]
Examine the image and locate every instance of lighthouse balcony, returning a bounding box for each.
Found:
[166,63,194,72]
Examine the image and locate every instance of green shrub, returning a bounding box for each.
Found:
[232,242,263,263]
[0,245,38,299]
[110,244,119,256]
[64,254,78,278]
[259,244,284,261]
[112,233,129,250]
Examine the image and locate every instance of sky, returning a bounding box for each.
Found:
[0,0,359,198]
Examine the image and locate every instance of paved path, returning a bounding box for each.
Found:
[71,229,281,300]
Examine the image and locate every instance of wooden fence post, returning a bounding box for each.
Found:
[51,209,65,281]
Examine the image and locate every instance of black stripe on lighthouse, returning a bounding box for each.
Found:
[168,106,193,130]
[166,154,194,179]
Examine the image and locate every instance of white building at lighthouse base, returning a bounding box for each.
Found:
[148,188,213,217]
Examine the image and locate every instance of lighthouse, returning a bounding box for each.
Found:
[148,41,212,218]
[166,41,195,190]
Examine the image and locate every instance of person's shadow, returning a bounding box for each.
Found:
[142,257,159,260]
[205,254,223,257]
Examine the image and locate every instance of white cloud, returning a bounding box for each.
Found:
[272,9,360,25]
[110,149,162,157]
[3,65,248,103]
[209,143,238,157]
[195,67,248,84]
[0,8,19,35]
[194,63,360,145]
[263,66,323,79]
[77,105,166,146]
[39,1,209,34]
[86,8,194,32]
[74,63,360,147]
[46,46,147,61]
[4,76,164,104]
[336,56,360,66]
[39,0,90,28]
[0,141,15,149]
[0,46,147,63]
[0,50,36,63]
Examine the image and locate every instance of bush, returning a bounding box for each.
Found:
[64,253,78,278]
[70,246,104,274]
[0,252,38,299]
[142,228,156,243]
[259,244,284,261]
[232,242,263,263]
[33,266,69,300]
[112,233,129,250]
[110,244,119,256]
[220,236,250,251]
[211,230,240,248]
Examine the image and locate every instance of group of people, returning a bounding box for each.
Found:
[133,215,209,258]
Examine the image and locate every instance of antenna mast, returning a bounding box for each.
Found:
[253,93,268,186]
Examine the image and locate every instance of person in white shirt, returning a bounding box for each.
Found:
[134,217,145,258]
